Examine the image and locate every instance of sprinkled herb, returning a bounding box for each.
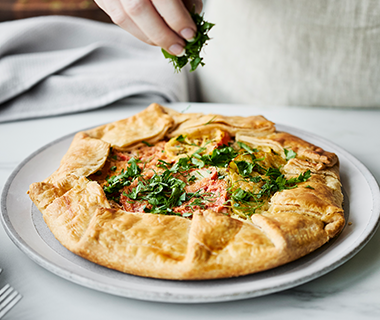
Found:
[142,141,153,147]
[217,172,226,180]
[101,134,311,219]
[228,188,264,216]
[103,157,141,195]
[176,135,187,143]
[124,167,211,215]
[181,105,192,113]
[204,116,216,125]
[305,185,315,189]
[237,141,258,154]
[235,161,254,177]
[201,146,238,167]
[187,175,197,183]
[249,176,262,183]
[284,148,297,161]
[182,212,193,217]
[162,12,214,72]
[230,169,312,217]
[191,156,205,168]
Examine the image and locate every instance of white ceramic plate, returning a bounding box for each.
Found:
[1,124,379,303]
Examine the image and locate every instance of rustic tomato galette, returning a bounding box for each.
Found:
[28,103,345,280]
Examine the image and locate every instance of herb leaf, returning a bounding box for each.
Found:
[161,12,214,72]
[142,141,153,147]
[235,161,254,177]
[231,168,312,217]
[237,141,258,154]
[201,146,238,168]
[284,148,297,161]
[176,135,187,143]
[103,157,141,196]
[204,116,216,125]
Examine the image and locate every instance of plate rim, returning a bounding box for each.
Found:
[1,123,380,303]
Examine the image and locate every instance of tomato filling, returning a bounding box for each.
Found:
[89,137,231,218]
[89,130,311,219]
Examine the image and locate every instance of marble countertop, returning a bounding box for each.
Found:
[1,102,380,319]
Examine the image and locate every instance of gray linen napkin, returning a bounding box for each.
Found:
[0,16,190,123]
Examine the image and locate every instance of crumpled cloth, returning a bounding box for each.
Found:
[0,16,191,123]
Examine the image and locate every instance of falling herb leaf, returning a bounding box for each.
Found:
[181,105,192,113]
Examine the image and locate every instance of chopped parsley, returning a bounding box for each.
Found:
[237,141,258,154]
[103,157,141,195]
[176,135,187,143]
[123,169,216,215]
[201,146,238,167]
[100,135,311,219]
[142,141,153,147]
[230,169,312,216]
[181,105,192,113]
[204,116,216,125]
[284,148,297,161]
[161,12,214,72]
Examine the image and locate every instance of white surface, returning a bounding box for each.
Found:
[1,103,380,318]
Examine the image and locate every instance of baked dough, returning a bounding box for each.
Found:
[28,103,344,280]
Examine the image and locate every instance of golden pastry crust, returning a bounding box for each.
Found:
[28,103,345,280]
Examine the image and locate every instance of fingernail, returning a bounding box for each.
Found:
[180,28,195,41]
[168,44,185,57]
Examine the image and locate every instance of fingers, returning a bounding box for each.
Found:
[95,0,154,45]
[122,0,197,55]
[152,0,197,41]
[94,0,203,56]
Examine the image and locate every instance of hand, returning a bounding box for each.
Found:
[94,0,203,56]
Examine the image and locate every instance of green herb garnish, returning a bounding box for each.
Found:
[103,157,141,195]
[162,12,214,72]
[204,116,216,125]
[176,135,187,143]
[124,167,214,215]
[284,148,297,161]
[142,141,153,147]
[235,161,255,177]
[201,146,238,168]
[181,105,191,113]
[237,141,258,154]
[230,169,312,216]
